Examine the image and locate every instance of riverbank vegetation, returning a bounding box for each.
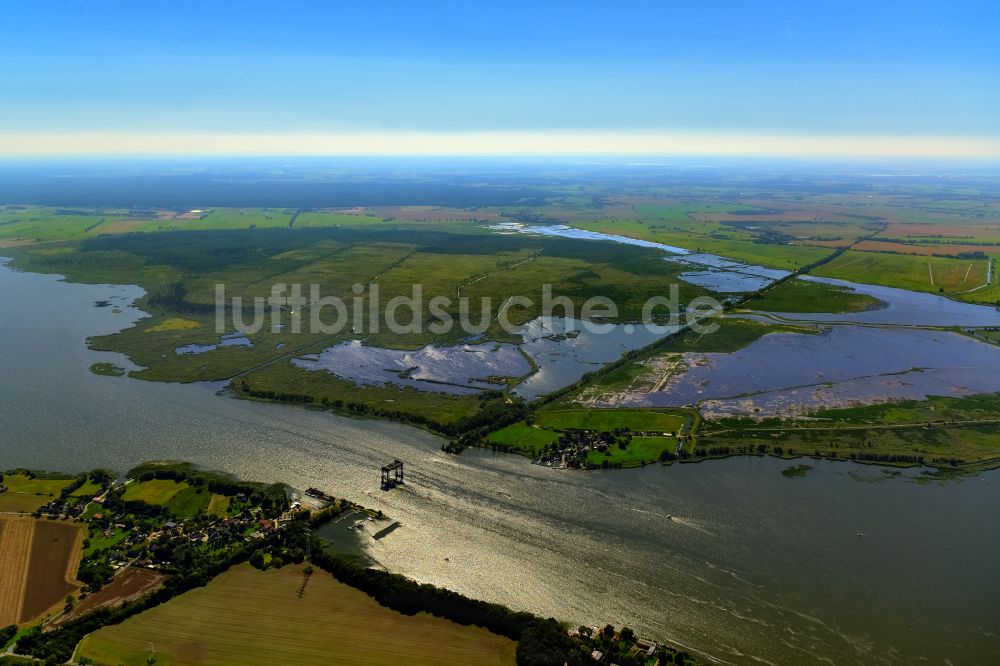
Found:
[699,393,1000,473]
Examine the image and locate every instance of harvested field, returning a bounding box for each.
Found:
[50,567,168,629]
[0,517,84,625]
[0,518,33,626]
[20,520,85,622]
[77,563,517,666]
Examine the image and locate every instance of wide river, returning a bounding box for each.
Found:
[1,260,998,665]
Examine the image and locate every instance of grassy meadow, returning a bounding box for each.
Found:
[534,408,685,433]
[0,474,74,513]
[486,423,559,455]
[744,277,883,313]
[586,436,674,467]
[812,251,990,295]
[121,479,188,505]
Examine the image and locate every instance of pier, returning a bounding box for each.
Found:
[380,460,404,490]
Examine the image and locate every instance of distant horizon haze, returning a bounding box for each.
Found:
[0,131,998,158]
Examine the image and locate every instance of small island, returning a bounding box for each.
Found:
[89,362,126,377]
[781,464,814,478]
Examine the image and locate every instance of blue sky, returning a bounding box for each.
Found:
[0,1,997,154]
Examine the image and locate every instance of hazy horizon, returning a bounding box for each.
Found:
[1,1,996,157]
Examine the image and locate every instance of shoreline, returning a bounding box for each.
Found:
[5,245,999,478]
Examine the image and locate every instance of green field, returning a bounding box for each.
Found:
[121,479,188,505]
[0,494,50,513]
[1,474,74,496]
[745,278,882,313]
[812,251,989,296]
[486,423,559,455]
[70,481,103,497]
[586,436,674,468]
[0,207,118,242]
[163,485,212,519]
[534,408,685,433]
[206,494,231,518]
[75,563,517,666]
[0,473,74,511]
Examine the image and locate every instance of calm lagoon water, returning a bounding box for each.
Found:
[513,317,671,400]
[294,317,673,400]
[1,259,999,665]
[492,222,692,255]
[628,326,1000,416]
[176,332,254,355]
[780,275,1000,327]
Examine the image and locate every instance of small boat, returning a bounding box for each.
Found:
[666,514,673,521]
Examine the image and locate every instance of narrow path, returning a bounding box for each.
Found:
[953,258,994,294]
[960,263,973,286]
[368,248,418,283]
[456,252,538,298]
[226,330,354,381]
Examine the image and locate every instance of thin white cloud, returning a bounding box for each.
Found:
[0,131,997,157]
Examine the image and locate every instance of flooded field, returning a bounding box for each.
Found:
[513,316,670,400]
[293,317,672,399]
[176,332,253,355]
[676,253,790,292]
[602,326,1000,417]
[293,339,530,394]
